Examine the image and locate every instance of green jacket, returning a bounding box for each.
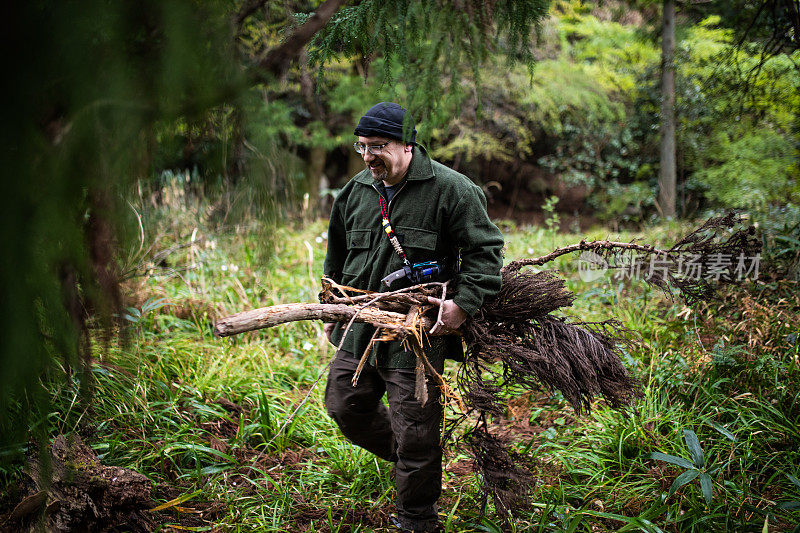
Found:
[323,145,504,367]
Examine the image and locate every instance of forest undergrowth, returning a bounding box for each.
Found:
[1,198,798,532]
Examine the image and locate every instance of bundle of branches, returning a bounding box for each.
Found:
[457,271,637,514]
[214,213,761,516]
[455,212,761,513]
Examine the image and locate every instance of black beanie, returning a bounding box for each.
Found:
[353,102,416,144]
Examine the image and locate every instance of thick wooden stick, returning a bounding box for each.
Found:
[214,303,447,338]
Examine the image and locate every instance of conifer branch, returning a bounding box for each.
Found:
[257,0,348,77]
[234,0,269,30]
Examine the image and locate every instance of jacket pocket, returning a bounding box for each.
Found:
[342,229,373,276]
[395,226,438,262]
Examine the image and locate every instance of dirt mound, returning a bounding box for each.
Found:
[3,434,155,532]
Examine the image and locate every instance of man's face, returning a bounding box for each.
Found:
[357,136,412,185]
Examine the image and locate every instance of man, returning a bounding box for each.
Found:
[322,102,503,532]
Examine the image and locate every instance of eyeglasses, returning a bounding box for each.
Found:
[353,141,391,155]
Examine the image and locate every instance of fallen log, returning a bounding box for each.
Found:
[5,434,155,532]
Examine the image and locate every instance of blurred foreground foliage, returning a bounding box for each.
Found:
[1,0,242,450]
[0,0,553,451]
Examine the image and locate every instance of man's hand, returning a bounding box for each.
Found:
[324,322,336,346]
[428,299,468,334]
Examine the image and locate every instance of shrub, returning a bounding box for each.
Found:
[691,127,799,210]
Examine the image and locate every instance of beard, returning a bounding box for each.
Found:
[368,161,388,181]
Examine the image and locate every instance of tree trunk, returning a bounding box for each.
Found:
[347,146,365,180]
[306,146,327,215]
[658,0,677,218]
[300,49,327,217]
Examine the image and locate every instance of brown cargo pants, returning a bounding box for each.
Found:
[324,350,443,532]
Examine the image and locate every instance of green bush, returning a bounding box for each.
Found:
[756,203,800,280]
[691,127,799,209]
[676,16,800,213]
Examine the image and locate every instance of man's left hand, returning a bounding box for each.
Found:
[428,299,468,334]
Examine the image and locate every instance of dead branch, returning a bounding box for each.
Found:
[505,213,760,304]
[322,290,438,311]
[506,240,664,271]
[213,302,455,338]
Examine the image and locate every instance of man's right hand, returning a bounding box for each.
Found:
[323,322,336,346]
[428,298,468,334]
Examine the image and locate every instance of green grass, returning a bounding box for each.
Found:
[2,206,798,532]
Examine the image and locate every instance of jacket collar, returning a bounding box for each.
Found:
[353,145,435,185]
